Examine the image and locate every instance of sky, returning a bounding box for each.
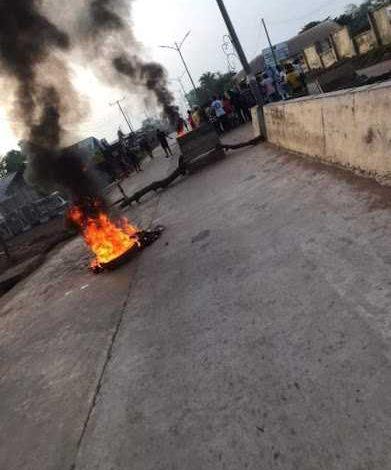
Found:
[0,0,351,155]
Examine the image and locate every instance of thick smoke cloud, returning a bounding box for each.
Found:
[0,0,93,196]
[0,0,177,200]
[78,0,179,123]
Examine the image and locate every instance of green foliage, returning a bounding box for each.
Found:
[336,2,369,34]
[335,0,389,34]
[0,149,26,177]
[186,71,236,107]
[299,0,389,36]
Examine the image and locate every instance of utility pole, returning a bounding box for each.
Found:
[215,0,263,106]
[262,18,279,69]
[176,76,187,99]
[110,98,134,134]
[159,31,199,97]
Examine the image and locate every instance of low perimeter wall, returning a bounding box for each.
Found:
[264,80,391,178]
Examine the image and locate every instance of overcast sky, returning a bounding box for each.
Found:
[0,0,350,154]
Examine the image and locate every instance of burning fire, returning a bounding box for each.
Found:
[68,205,140,269]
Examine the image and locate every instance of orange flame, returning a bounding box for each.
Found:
[69,206,140,268]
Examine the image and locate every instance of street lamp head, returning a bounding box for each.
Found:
[178,30,191,50]
[158,44,177,51]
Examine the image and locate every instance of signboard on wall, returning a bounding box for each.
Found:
[262,42,289,69]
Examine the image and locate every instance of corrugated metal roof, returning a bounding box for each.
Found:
[287,21,342,56]
[235,54,265,83]
[234,20,341,82]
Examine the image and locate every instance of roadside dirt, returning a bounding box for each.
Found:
[0,217,75,276]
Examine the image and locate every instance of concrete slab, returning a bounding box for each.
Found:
[3,125,391,469]
[0,194,161,470]
[75,127,391,469]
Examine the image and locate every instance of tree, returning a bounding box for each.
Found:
[300,21,322,33]
[199,72,218,93]
[0,149,26,177]
[186,71,235,107]
[300,0,389,37]
[335,0,388,34]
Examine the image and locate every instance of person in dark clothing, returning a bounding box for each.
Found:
[156,129,173,158]
[100,139,118,180]
[140,137,154,159]
[117,129,131,176]
[118,129,141,173]
[127,149,142,173]
[238,88,254,121]
[228,89,251,124]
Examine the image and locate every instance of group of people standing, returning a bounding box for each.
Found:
[184,59,308,135]
[99,131,142,181]
[100,58,309,179]
[260,60,308,103]
[204,88,254,134]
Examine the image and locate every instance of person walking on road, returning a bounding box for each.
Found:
[156,129,173,158]
[128,149,142,173]
[211,95,228,133]
[140,137,154,160]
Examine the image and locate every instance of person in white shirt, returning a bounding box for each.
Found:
[211,96,227,132]
[261,73,278,103]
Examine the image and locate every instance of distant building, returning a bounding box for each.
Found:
[284,20,342,62]
[263,42,290,70]
[234,20,342,83]
[66,136,104,162]
[0,171,66,239]
[66,136,111,186]
[235,55,265,83]
[0,171,40,215]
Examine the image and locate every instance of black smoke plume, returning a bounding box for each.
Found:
[80,0,179,124]
[0,0,178,204]
[0,0,97,200]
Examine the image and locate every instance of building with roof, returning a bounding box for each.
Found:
[66,136,104,162]
[235,54,266,83]
[285,20,342,60]
[0,171,66,239]
[234,20,342,83]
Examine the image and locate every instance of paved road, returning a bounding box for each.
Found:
[2,125,391,469]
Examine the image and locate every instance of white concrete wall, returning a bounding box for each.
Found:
[320,49,338,68]
[332,27,356,59]
[304,45,323,70]
[374,5,391,46]
[354,30,377,54]
[264,80,391,178]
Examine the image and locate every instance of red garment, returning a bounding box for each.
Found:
[177,121,185,136]
[188,115,196,130]
[223,98,233,115]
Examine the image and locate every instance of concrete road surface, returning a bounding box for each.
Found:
[2,125,391,469]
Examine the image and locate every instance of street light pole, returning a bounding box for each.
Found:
[159,31,198,97]
[176,76,187,97]
[215,0,263,106]
[175,43,198,93]
[110,98,134,134]
[262,18,279,70]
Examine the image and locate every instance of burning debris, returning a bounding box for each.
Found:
[68,200,164,273]
[0,1,176,269]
